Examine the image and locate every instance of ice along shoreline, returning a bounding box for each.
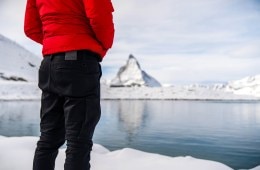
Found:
[0,136,260,170]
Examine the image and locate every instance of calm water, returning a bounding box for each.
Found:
[0,100,260,169]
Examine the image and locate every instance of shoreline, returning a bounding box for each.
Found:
[0,136,259,170]
[1,98,260,102]
[0,82,259,101]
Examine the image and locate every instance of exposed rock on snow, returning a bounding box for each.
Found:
[0,73,27,82]
[0,34,40,82]
[110,54,161,87]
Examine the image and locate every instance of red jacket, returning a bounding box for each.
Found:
[24,0,114,59]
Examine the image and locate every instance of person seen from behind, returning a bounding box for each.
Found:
[24,0,114,169]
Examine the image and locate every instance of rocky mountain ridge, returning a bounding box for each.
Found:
[110,54,161,87]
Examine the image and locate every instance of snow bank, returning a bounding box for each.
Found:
[0,81,40,100]
[0,81,259,101]
[101,85,259,100]
[251,166,260,170]
[0,136,244,170]
[226,75,260,97]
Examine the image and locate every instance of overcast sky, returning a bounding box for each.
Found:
[0,0,260,84]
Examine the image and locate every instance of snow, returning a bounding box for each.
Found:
[0,34,40,100]
[0,82,259,101]
[0,34,40,82]
[110,54,161,87]
[252,166,260,170]
[101,84,259,100]
[0,136,246,170]
[226,75,260,97]
[0,81,40,100]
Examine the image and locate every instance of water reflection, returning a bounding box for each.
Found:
[117,100,148,143]
[0,101,40,136]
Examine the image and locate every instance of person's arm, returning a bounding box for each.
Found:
[24,0,43,44]
[84,0,115,50]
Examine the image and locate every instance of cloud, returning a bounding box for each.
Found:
[0,0,42,55]
[102,0,260,84]
[0,0,26,41]
[111,0,260,54]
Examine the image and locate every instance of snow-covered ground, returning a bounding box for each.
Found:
[2,136,256,170]
[0,81,259,101]
[101,84,259,100]
[226,75,260,97]
[0,81,40,100]
[0,34,41,100]
[0,82,259,101]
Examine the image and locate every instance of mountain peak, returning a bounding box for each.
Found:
[126,54,141,70]
[110,54,161,87]
[129,54,135,59]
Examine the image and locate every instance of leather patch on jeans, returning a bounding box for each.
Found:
[65,51,77,60]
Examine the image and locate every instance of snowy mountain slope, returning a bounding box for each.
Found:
[226,75,260,97]
[110,54,161,87]
[0,34,41,82]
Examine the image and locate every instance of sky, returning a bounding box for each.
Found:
[0,0,260,85]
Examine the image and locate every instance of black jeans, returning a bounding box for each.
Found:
[33,50,102,170]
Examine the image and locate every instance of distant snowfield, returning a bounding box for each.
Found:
[226,75,260,97]
[101,84,259,100]
[0,136,246,170]
[0,81,259,101]
[0,81,40,100]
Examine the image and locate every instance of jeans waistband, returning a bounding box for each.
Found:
[44,50,101,62]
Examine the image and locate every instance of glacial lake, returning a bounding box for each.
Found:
[0,100,259,169]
